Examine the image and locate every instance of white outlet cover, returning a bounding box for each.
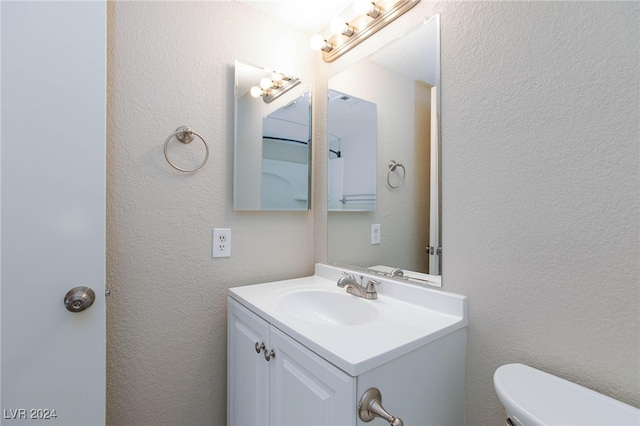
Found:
[371,224,381,245]
[213,228,231,258]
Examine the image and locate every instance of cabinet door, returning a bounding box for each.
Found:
[269,327,356,426]
[228,299,270,426]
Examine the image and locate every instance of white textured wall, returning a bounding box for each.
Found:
[441,2,639,424]
[316,1,639,425]
[106,2,315,424]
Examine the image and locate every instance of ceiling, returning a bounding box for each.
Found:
[236,0,354,34]
[369,16,438,86]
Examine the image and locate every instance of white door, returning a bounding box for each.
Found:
[227,299,270,426]
[269,327,355,426]
[428,86,440,275]
[1,2,106,425]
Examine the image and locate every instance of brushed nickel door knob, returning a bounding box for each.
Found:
[64,286,95,313]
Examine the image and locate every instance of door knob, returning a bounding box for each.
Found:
[64,286,95,313]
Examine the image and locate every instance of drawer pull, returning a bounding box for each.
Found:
[264,349,276,361]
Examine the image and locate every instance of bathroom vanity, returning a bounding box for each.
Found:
[227,264,467,425]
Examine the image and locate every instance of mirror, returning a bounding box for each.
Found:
[234,60,312,211]
[327,15,441,285]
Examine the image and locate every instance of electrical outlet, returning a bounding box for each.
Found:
[371,224,381,245]
[212,228,231,258]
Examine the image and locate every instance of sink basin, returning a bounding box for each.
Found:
[277,290,379,326]
[229,264,467,375]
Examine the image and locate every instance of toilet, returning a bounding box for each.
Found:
[494,363,640,426]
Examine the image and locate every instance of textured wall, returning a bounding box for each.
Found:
[440,2,640,424]
[106,2,316,424]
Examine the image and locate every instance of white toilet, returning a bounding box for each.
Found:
[494,363,640,426]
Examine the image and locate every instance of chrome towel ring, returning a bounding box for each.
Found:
[387,160,406,189]
[163,126,209,173]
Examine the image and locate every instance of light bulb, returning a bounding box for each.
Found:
[259,77,273,90]
[270,72,284,83]
[250,86,263,98]
[309,34,331,52]
[354,0,381,18]
[330,17,353,36]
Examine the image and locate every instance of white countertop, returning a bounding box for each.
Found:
[229,263,467,376]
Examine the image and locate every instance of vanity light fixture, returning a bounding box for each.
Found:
[310,0,420,62]
[354,0,381,18]
[309,34,333,52]
[250,71,301,104]
[330,17,355,37]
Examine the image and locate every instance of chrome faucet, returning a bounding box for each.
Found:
[337,273,380,300]
[390,267,405,278]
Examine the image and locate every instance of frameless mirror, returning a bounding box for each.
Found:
[327,15,441,285]
[234,60,312,211]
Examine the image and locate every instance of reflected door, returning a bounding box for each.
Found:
[428,86,440,275]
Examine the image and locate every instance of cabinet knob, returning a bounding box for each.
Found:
[264,349,275,361]
[359,387,403,426]
[255,342,266,354]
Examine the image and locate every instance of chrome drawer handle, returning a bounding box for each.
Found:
[255,342,266,354]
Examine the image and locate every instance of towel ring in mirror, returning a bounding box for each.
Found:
[387,160,406,189]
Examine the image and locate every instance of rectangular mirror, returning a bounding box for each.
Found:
[327,15,441,285]
[234,60,312,211]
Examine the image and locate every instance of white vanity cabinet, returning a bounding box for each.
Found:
[228,298,356,426]
[227,264,468,426]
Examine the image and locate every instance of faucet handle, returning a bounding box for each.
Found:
[367,278,380,288]
[365,278,380,293]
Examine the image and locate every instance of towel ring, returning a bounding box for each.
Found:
[387,160,406,189]
[163,126,209,173]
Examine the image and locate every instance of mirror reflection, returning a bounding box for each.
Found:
[328,89,377,212]
[327,15,441,285]
[234,60,311,211]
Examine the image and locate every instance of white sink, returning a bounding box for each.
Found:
[277,289,379,326]
[229,263,467,376]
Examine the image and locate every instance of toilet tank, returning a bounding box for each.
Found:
[494,363,640,426]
